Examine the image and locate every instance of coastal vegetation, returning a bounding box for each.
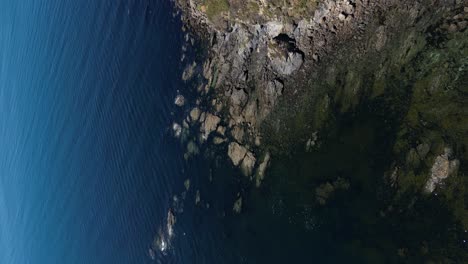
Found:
[199,0,229,21]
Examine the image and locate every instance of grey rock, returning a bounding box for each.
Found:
[240,151,256,176]
[200,113,221,140]
[242,100,258,125]
[216,126,226,136]
[172,122,182,138]
[424,148,460,193]
[228,142,248,166]
[256,152,271,187]
[182,61,197,81]
[270,51,303,75]
[231,89,248,107]
[265,21,284,38]
[265,79,284,106]
[231,125,245,143]
[189,107,201,123]
[174,95,186,107]
[213,136,227,145]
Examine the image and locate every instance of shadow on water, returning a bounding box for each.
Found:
[195,97,398,263]
[207,97,466,263]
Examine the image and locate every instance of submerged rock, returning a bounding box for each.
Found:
[184,140,199,160]
[240,151,256,176]
[213,136,227,145]
[172,122,182,138]
[233,196,242,214]
[195,190,201,205]
[174,95,185,107]
[184,179,190,191]
[315,178,350,205]
[416,143,430,160]
[189,107,201,123]
[167,209,176,237]
[150,208,177,255]
[305,132,319,152]
[315,182,335,205]
[255,152,271,187]
[151,229,167,254]
[182,61,197,81]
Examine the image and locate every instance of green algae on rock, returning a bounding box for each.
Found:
[172,0,468,261]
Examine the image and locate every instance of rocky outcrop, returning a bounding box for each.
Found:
[228,142,248,166]
[149,209,177,257]
[227,142,256,176]
[200,113,220,140]
[424,148,460,193]
[174,0,467,195]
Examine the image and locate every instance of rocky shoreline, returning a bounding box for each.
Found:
[162,0,468,261]
[173,0,466,190]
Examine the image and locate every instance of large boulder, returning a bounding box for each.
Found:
[189,107,201,123]
[228,142,248,166]
[200,113,221,140]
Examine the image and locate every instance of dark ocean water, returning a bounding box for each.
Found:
[0,0,231,263]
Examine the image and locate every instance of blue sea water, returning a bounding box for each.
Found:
[0,0,222,263]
